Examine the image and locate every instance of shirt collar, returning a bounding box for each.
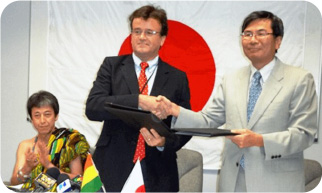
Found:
[250,57,276,83]
[132,53,159,72]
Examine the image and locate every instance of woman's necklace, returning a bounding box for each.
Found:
[32,136,38,152]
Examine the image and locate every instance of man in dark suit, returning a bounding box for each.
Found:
[85,5,191,192]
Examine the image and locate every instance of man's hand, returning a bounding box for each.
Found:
[156,95,180,117]
[226,129,264,148]
[140,127,165,147]
[138,95,168,119]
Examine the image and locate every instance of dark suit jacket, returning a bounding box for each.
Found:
[85,54,191,192]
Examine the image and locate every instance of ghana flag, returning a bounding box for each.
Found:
[81,153,104,192]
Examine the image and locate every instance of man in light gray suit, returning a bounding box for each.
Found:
[154,11,318,192]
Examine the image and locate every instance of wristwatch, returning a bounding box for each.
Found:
[17,167,30,183]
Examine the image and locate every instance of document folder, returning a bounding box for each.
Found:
[173,128,237,137]
[104,102,171,137]
[104,102,238,137]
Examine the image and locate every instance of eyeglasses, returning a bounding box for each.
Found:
[241,30,274,40]
[131,29,160,37]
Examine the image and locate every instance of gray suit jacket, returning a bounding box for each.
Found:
[174,58,317,192]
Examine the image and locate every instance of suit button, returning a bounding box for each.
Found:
[236,162,239,167]
[278,155,281,158]
[271,156,274,159]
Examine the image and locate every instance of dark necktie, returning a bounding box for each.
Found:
[133,62,149,163]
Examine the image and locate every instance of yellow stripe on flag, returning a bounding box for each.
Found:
[81,153,104,192]
[81,165,97,187]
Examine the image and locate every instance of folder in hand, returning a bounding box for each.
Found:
[173,128,238,137]
[104,102,238,137]
[104,102,171,137]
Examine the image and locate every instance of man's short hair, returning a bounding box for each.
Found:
[129,5,168,36]
[241,10,284,38]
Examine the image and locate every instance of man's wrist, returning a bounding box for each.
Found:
[256,134,264,147]
[138,94,150,110]
[172,103,180,117]
[138,94,145,109]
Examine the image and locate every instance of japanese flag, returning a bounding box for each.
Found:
[121,160,145,193]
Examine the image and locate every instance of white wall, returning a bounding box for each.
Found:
[303,1,322,167]
[1,1,322,192]
[1,0,35,185]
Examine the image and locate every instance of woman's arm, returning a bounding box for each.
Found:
[10,141,37,185]
[65,156,83,179]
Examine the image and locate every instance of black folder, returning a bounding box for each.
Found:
[104,102,238,137]
[173,128,237,137]
[104,102,171,137]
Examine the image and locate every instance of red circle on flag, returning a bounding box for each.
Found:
[119,20,215,111]
[135,184,145,193]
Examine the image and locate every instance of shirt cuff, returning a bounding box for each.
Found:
[156,146,164,151]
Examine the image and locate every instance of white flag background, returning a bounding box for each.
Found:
[28,1,321,170]
[121,160,145,193]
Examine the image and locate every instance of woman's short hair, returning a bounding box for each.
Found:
[27,90,59,118]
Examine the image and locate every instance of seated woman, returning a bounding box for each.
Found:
[10,90,90,191]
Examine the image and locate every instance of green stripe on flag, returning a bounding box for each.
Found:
[81,176,103,192]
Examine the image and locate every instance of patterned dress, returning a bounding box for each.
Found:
[21,128,90,191]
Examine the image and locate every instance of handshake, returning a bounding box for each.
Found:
[138,95,180,120]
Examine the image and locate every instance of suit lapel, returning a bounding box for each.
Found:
[150,59,170,96]
[247,59,284,129]
[236,67,251,128]
[120,56,140,94]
